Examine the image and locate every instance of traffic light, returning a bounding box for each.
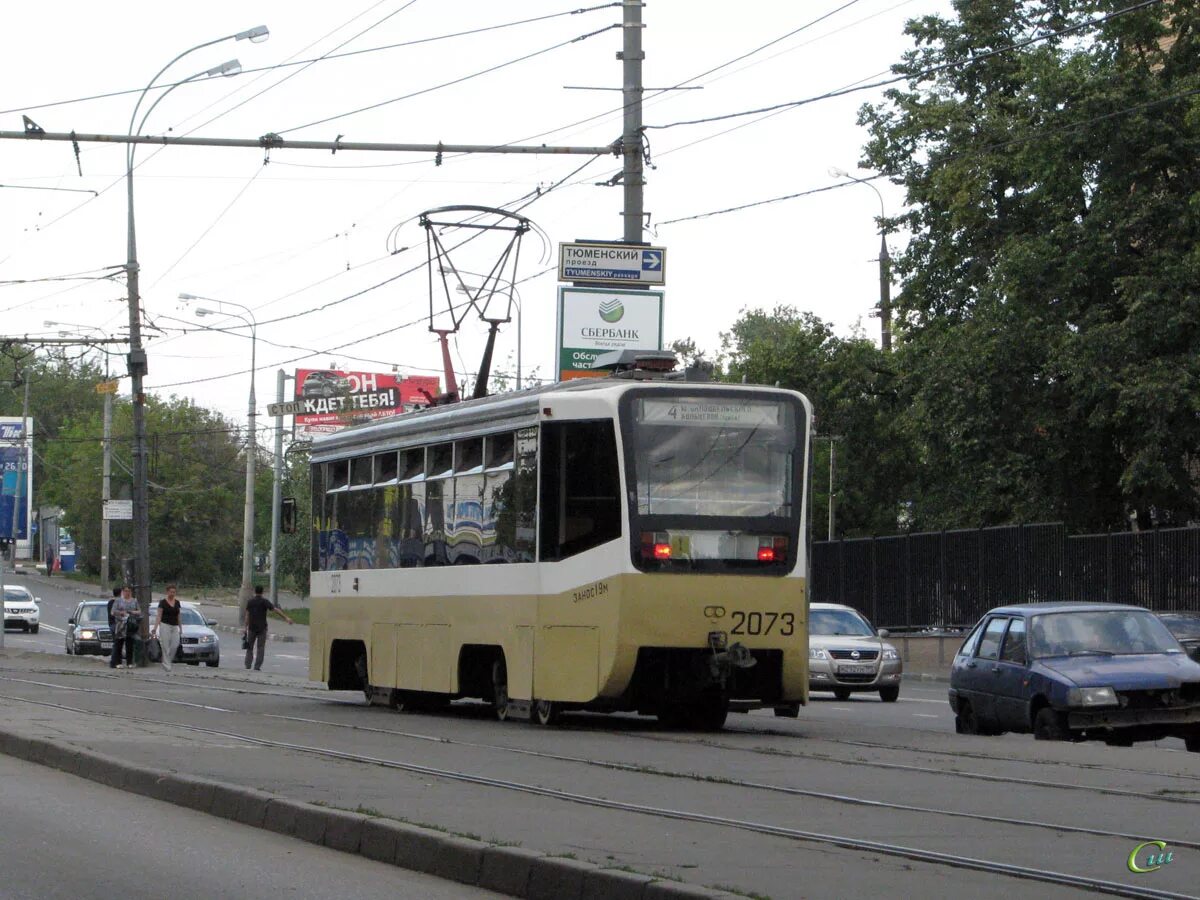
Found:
[280,497,297,534]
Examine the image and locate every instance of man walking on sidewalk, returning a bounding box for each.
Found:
[243,585,294,671]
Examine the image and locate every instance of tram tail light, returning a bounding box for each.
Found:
[757,536,788,562]
[641,532,672,561]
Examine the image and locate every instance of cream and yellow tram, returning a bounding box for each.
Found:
[308,366,812,729]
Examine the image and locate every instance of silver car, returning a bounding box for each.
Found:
[3,584,41,633]
[809,603,903,702]
[174,602,221,667]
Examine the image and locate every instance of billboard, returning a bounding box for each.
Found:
[556,286,664,381]
[0,418,33,548]
[292,369,440,438]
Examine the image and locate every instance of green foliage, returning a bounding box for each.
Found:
[276,444,312,597]
[857,0,1200,529]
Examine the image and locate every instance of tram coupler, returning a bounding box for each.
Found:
[707,632,756,680]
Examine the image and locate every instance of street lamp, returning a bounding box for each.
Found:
[830,167,892,352]
[454,276,523,391]
[125,26,268,649]
[180,293,259,615]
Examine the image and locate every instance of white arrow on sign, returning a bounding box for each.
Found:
[267,400,306,417]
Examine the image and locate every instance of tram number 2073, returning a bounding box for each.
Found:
[730,611,795,636]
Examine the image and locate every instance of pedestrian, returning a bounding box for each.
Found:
[151,584,182,673]
[45,547,54,577]
[110,586,139,669]
[243,585,294,671]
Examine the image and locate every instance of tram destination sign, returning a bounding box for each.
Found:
[559,241,666,286]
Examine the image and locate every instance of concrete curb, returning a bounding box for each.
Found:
[0,727,741,900]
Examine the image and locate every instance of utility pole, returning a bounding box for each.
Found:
[100,385,113,592]
[268,369,292,609]
[878,234,892,352]
[621,0,645,243]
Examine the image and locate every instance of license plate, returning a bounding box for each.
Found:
[101,642,112,649]
[838,664,874,675]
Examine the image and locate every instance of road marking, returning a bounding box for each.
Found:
[276,654,307,660]
[898,697,945,704]
[913,713,939,718]
[38,624,67,635]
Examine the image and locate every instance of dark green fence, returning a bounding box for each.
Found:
[811,524,1200,629]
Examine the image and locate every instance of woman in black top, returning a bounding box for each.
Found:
[152,584,182,672]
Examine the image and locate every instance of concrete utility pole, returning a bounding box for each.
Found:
[9,375,30,564]
[878,233,892,353]
[100,386,113,592]
[268,369,293,609]
[621,0,645,243]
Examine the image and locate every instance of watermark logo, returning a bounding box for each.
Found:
[598,299,625,323]
[1128,840,1174,874]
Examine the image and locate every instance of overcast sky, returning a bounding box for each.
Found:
[0,0,953,428]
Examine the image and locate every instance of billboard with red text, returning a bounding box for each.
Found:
[293,369,440,438]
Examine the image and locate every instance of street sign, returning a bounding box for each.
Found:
[267,399,306,417]
[94,380,119,394]
[103,499,133,520]
[559,241,666,286]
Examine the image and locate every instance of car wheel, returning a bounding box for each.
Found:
[1033,707,1070,741]
[1184,735,1199,753]
[205,660,219,668]
[1104,736,1133,747]
[773,704,800,718]
[956,701,982,735]
[879,686,900,703]
[29,625,38,634]
[833,687,852,701]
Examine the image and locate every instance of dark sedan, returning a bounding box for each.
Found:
[949,602,1200,751]
[66,600,113,656]
[1156,612,1200,664]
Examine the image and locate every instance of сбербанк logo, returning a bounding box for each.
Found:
[598,299,625,323]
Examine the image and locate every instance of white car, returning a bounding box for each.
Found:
[3,584,41,633]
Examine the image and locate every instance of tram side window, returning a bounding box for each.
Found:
[310,463,325,572]
[539,420,621,561]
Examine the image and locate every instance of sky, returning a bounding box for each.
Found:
[0,0,954,431]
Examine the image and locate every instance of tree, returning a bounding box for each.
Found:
[860,0,1200,529]
[41,393,260,585]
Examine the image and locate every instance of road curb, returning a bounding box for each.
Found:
[0,727,741,899]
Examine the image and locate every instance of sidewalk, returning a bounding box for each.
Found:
[20,565,309,644]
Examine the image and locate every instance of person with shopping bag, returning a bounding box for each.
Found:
[151,584,183,673]
[109,586,139,669]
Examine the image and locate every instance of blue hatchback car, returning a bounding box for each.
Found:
[949,603,1200,750]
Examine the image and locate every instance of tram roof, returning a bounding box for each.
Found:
[309,375,800,462]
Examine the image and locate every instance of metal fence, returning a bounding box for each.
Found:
[811,524,1200,629]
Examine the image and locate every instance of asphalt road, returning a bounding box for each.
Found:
[0,753,499,899]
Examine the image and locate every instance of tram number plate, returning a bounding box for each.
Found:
[730,611,795,635]
[837,664,874,675]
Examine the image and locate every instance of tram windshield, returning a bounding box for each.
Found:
[627,395,797,518]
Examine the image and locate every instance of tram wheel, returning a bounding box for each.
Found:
[531,699,560,727]
[492,659,511,721]
[688,693,729,731]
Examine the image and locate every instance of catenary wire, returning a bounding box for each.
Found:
[646,0,1168,131]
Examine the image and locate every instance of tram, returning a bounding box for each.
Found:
[308,355,812,729]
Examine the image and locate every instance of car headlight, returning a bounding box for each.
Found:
[882,647,899,660]
[809,647,828,660]
[79,630,96,640]
[1068,686,1118,707]
[199,634,215,644]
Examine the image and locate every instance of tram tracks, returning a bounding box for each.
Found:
[1,684,1195,900]
[2,672,1199,856]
